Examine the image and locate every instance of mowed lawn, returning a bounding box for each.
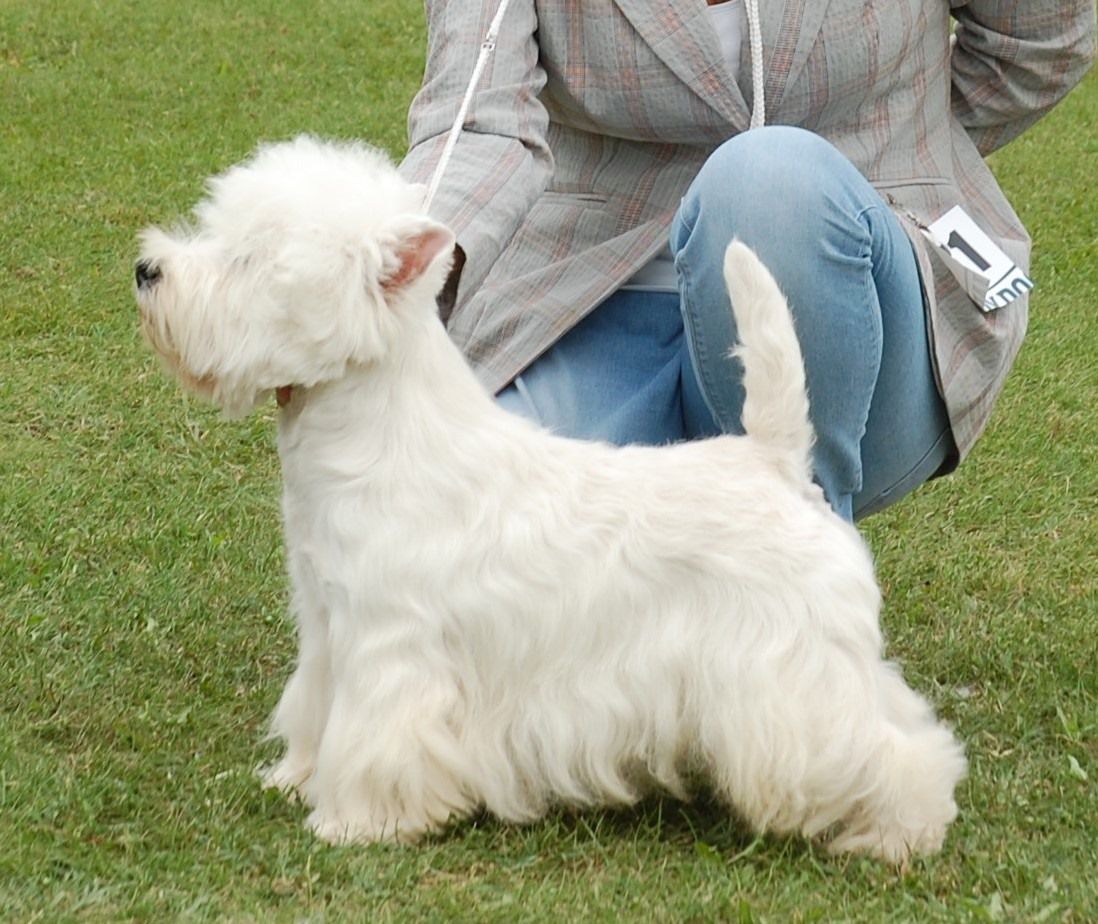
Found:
[1,2,1094,921]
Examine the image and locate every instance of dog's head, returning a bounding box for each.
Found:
[135,136,455,416]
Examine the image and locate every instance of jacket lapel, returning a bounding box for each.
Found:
[613,0,750,129]
[612,0,835,128]
[763,0,835,115]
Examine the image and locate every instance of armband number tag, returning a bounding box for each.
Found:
[921,206,1034,313]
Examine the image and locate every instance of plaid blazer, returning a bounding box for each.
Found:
[400,0,1095,458]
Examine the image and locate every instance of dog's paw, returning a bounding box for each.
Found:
[258,757,314,797]
[306,808,427,846]
[826,813,950,867]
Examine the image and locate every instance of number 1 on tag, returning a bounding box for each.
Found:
[921,206,1033,313]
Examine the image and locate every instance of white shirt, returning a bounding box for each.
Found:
[621,1,747,292]
[708,0,746,76]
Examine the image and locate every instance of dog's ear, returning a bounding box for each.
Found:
[380,217,456,294]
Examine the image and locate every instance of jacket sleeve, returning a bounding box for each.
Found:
[399,0,553,302]
[950,0,1097,156]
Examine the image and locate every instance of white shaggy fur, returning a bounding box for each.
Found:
[135,136,966,864]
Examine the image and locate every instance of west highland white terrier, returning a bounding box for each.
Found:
[135,136,966,864]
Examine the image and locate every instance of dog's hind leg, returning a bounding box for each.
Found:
[698,628,960,859]
[698,645,863,845]
[825,661,967,864]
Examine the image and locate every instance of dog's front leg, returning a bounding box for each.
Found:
[260,593,332,799]
[301,649,474,845]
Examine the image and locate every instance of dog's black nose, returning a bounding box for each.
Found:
[135,260,162,289]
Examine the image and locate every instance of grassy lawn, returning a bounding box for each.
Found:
[1,1,1094,920]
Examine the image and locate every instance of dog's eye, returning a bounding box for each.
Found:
[135,260,162,289]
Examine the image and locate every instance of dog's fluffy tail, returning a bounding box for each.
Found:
[723,240,814,483]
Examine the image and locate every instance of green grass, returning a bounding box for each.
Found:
[1,1,1094,920]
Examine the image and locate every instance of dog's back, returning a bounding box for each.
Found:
[722,241,814,485]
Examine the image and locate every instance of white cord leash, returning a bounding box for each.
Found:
[423,0,764,213]
[422,0,516,213]
[745,0,765,129]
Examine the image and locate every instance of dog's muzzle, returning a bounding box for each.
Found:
[135,260,162,290]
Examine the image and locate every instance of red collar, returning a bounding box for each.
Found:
[275,386,294,408]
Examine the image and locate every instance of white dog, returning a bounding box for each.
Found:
[135,136,966,864]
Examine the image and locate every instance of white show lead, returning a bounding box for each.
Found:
[422,0,517,212]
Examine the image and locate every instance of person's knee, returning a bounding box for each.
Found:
[676,127,857,246]
[709,125,836,171]
[698,127,843,193]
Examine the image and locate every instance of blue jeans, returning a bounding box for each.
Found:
[498,127,955,521]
